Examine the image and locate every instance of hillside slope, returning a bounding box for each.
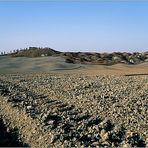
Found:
[8,47,148,65]
[10,47,61,57]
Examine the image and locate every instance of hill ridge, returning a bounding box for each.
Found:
[3,47,148,65]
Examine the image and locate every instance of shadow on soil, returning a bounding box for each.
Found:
[0,118,29,147]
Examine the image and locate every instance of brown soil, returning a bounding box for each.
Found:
[52,62,148,76]
[0,96,54,147]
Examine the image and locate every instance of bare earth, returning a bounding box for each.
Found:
[57,62,148,76]
[0,56,147,147]
[0,56,148,75]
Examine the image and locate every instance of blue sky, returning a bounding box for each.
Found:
[0,1,148,53]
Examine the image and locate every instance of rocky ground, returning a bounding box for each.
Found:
[0,73,147,147]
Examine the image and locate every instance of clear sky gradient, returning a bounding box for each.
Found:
[0,1,148,53]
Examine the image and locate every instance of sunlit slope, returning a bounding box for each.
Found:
[0,56,82,73]
[0,56,148,75]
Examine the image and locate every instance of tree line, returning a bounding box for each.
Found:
[0,47,61,57]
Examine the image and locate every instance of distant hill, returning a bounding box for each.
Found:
[63,51,148,65]
[9,47,148,65]
[10,47,61,57]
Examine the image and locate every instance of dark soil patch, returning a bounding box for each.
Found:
[0,118,29,147]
